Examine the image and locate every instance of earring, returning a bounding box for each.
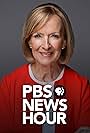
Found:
[30,46,32,49]
[62,40,66,50]
[29,43,32,49]
[62,47,65,50]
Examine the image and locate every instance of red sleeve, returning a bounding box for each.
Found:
[78,78,90,128]
[0,76,13,133]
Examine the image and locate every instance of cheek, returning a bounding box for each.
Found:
[30,37,42,50]
[31,41,40,50]
[52,42,62,51]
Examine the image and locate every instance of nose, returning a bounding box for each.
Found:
[42,36,51,50]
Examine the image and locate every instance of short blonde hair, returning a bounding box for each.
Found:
[22,3,74,64]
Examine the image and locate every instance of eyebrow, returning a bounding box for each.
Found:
[33,32,60,36]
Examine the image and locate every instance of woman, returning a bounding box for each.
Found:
[0,3,90,133]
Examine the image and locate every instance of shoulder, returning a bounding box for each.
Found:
[0,64,29,85]
[64,65,88,82]
[62,65,89,90]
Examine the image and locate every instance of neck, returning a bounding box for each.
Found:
[31,61,63,82]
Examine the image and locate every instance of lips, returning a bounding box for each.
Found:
[40,52,53,57]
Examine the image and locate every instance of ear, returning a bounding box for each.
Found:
[28,40,32,49]
[62,40,66,50]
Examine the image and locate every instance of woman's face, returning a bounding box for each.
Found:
[29,15,66,66]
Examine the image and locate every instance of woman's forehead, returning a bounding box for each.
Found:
[33,15,64,34]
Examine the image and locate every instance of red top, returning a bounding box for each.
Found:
[0,64,90,133]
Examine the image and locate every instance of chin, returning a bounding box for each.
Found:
[37,59,56,66]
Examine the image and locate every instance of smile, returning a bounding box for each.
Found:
[40,52,53,57]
